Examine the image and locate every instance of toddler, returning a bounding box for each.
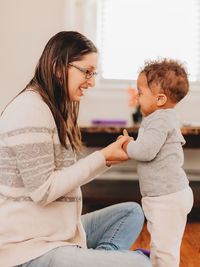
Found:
[123,59,194,267]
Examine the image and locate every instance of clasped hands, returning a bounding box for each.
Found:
[101,129,134,167]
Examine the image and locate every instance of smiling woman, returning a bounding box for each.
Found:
[0,31,152,267]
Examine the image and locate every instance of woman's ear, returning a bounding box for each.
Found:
[156,93,167,106]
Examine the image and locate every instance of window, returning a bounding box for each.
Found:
[97,0,200,82]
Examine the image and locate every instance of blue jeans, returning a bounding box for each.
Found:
[18,202,152,267]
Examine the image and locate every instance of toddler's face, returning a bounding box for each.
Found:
[137,73,158,117]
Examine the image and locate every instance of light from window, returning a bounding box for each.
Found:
[97,0,200,81]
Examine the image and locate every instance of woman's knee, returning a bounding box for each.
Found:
[118,202,144,223]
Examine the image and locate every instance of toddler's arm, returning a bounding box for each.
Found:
[126,119,169,161]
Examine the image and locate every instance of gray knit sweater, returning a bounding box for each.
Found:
[127,109,189,197]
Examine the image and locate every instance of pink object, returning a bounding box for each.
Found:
[127,87,137,107]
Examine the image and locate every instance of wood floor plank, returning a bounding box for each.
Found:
[130,223,200,267]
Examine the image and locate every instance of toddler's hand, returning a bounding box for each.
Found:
[100,136,130,163]
[121,129,134,152]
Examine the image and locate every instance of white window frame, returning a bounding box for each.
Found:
[73,0,200,92]
[95,0,200,91]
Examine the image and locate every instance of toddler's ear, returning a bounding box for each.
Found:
[157,93,167,106]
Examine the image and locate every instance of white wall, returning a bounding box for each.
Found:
[0,0,66,112]
[0,0,97,112]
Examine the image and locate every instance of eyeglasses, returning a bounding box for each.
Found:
[68,63,98,79]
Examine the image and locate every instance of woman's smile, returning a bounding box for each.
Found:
[78,86,88,96]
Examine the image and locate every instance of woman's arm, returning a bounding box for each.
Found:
[1,92,130,206]
[31,137,129,206]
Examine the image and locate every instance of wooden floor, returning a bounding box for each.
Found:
[130,223,200,267]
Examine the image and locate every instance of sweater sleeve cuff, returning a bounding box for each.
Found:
[127,140,135,159]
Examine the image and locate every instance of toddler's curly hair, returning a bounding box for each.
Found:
[140,58,189,103]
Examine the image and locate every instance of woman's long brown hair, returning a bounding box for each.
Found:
[18,31,97,152]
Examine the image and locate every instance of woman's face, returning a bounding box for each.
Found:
[68,52,98,102]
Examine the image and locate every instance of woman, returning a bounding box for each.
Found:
[0,31,152,267]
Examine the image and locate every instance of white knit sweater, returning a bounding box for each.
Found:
[0,90,107,267]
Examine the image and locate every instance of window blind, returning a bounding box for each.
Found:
[97,0,200,82]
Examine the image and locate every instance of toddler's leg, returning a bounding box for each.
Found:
[142,187,193,267]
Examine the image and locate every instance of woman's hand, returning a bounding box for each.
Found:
[100,136,130,166]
